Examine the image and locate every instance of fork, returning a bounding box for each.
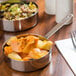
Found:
[70,31,76,48]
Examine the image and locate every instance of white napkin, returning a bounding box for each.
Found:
[55,38,76,75]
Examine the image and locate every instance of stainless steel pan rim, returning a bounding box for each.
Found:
[2,34,52,72]
[2,34,51,62]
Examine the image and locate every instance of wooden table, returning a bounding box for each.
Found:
[0,0,76,76]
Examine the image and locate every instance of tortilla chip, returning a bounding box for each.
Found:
[4,46,13,55]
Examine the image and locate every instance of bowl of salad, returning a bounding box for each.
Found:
[0,1,38,32]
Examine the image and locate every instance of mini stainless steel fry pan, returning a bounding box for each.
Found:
[2,14,73,72]
[3,34,52,72]
[0,1,38,32]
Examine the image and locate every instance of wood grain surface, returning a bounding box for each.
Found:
[0,0,76,76]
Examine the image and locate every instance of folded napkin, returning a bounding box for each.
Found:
[55,38,76,75]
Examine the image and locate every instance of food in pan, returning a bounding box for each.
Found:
[4,35,53,61]
[0,2,38,20]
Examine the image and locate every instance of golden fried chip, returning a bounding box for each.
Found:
[40,50,48,57]
[4,46,13,55]
[8,37,26,53]
[7,37,17,45]
[22,36,39,53]
[23,56,32,61]
[8,52,22,61]
[18,52,28,58]
[28,48,42,59]
[37,40,53,50]
[28,48,48,59]
[8,36,39,53]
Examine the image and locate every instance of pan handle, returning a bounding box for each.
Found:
[45,14,73,39]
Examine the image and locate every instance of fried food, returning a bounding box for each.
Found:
[8,52,22,61]
[28,48,41,59]
[7,36,39,53]
[4,46,13,55]
[22,36,39,53]
[37,40,53,50]
[28,48,48,59]
[4,35,53,61]
[23,56,32,61]
[19,52,28,58]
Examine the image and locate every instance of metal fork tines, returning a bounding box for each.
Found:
[70,31,76,48]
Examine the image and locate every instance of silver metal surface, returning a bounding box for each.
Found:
[45,14,73,39]
[3,34,52,72]
[0,2,38,32]
[70,31,76,48]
